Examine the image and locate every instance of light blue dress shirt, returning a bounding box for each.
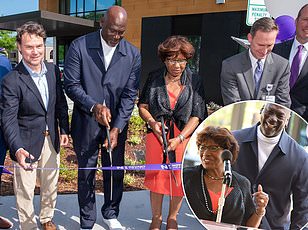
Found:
[22,60,49,109]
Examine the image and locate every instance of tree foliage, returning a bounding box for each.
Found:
[0,30,16,51]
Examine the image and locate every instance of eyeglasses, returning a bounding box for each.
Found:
[166,59,187,65]
[199,145,222,152]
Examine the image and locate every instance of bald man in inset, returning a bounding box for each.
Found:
[64,6,141,230]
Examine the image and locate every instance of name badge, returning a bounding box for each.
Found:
[265,95,275,102]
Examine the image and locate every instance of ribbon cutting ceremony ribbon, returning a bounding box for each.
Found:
[1,167,13,175]
[0,163,182,172]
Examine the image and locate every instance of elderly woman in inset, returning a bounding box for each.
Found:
[138,35,207,229]
[183,126,269,227]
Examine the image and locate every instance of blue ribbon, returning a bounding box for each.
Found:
[0,163,181,172]
[1,167,13,175]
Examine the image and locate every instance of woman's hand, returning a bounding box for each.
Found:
[167,137,182,151]
[148,119,163,144]
[253,184,269,216]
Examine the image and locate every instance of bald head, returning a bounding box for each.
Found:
[101,6,127,47]
[105,6,127,23]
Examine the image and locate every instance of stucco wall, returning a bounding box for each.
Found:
[39,0,59,13]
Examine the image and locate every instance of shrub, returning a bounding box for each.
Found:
[127,105,146,145]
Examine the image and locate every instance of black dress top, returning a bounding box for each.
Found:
[183,165,256,226]
[138,67,207,130]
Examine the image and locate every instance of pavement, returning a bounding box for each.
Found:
[0,190,203,230]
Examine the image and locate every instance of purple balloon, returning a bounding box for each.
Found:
[275,15,296,44]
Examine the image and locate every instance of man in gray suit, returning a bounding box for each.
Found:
[221,17,291,108]
[273,4,308,121]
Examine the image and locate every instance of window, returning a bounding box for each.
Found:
[85,0,95,11]
[69,0,76,14]
[77,0,84,13]
[187,36,201,74]
[65,0,116,22]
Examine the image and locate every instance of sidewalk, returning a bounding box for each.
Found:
[0,190,202,229]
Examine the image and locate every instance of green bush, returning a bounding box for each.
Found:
[59,147,78,182]
[124,173,135,185]
[127,105,146,145]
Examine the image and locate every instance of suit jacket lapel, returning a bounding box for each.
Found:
[18,63,46,110]
[295,57,308,85]
[279,39,293,59]
[107,40,127,70]
[88,30,106,74]
[257,53,273,98]
[242,51,255,98]
[46,64,53,112]
[244,125,259,162]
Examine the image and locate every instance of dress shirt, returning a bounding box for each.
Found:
[23,60,49,109]
[100,29,117,71]
[289,39,308,75]
[249,49,265,77]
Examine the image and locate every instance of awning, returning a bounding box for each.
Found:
[0,10,99,37]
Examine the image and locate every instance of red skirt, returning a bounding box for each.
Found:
[144,126,188,197]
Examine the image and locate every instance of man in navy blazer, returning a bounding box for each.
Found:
[233,103,308,229]
[273,4,308,121]
[64,6,141,230]
[1,22,69,230]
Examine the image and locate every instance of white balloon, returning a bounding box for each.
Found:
[264,0,307,18]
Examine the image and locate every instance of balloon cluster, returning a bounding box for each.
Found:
[274,15,296,44]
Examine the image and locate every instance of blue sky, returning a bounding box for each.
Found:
[0,0,54,45]
[0,0,39,16]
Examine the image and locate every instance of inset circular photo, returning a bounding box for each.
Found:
[182,100,308,229]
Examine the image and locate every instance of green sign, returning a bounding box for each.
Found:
[246,0,271,26]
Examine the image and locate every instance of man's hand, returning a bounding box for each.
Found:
[16,148,34,170]
[253,184,269,216]
[93,103,112,128]
[103,127,120,150]
[60,134,69,146]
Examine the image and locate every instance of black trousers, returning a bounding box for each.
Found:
[75,126,127,229]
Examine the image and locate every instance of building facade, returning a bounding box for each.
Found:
[122,0,249,104]
[1,0,249,105]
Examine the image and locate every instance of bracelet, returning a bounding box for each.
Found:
[255,209,266,217]
[178,134,185,143]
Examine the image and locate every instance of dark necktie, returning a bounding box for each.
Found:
[290,45,303,88]
[254,60,263,96]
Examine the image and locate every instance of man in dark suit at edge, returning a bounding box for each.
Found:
[64,5,141,230]
[273,4,308,121]
[0,49,13,229]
